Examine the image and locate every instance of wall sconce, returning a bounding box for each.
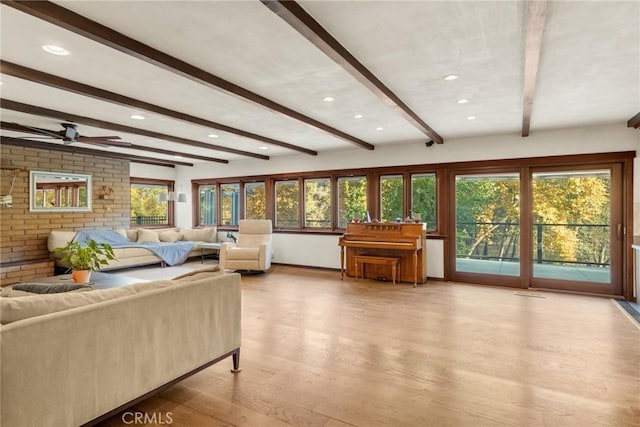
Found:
[99,185,115,200]
[158,192,187,203]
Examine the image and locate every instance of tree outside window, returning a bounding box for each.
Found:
[131,182,170,226]
[337,176,367,228]
[275,180,299,228]
[304,178,331,228]
[380,175,403,222]
[245,182,266,220]
[411,173,437,230]
[221,183,240,226]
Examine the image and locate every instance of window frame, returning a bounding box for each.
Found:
[130,177,175,228]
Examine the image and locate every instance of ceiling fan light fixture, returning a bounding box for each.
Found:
[42,45,70,56]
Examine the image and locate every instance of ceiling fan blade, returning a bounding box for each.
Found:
[14,135,59,140]
[0,121,62,138]
[76,136,122,141]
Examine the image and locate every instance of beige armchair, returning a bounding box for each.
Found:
[219,219,273,272]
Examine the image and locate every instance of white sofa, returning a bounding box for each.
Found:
[48,227,218,271]
[0,268,241,427]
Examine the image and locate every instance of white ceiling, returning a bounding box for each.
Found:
[1,1,638,166]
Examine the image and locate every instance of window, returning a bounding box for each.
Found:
[337,176,367,228]
[245,182,266,219]
[131,178,173,227]
[411,173,437,230]
[304,178,331,228]
[220,183,240,226]
[380,175,403,222]
[198,184,216,225]
[275,180,299,228]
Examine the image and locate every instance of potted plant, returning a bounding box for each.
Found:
[53,240,116,283]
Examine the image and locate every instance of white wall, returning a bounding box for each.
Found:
[141,124,639,273]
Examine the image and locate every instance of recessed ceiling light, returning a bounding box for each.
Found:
[457,99,469,104]
[323,96,335,102]
[467,116,477,120]
[376,126,384,131]
[353,114,363,119]
[173,155,182,159]
[42,45,70,56]
[207,133,220,138]
[259,146,269,150]
[443,74,459,81]
[130,114,145,120]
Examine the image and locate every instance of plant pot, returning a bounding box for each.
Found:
[71,270,92,284]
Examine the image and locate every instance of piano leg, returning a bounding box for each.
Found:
[340,246,345,280]
[413,250,418,287]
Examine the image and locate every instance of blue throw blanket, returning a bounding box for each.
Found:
[73,230,194,267]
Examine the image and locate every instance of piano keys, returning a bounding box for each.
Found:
[339,222,427,286]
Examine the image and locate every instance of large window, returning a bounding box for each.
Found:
[245,182,266,220]
[275,180,300,228]
[198,185,216,225]
[220,183,240,226]
[337,176,367,228]
[411,173,437,230]
[131,178,173,227]
[304,178,331,228]
[380,175,403,222]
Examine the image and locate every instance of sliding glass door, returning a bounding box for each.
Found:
[530,166,622,294]
[452,164,623,294]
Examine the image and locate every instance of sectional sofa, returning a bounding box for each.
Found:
[0,267,241,426]
[48,227,219,271]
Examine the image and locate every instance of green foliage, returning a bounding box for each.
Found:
[380,175,403,221]
[53,240,116,271]
[131,186,167,219]
[275,181,300,227]
[338,177,367,228]
[411,174,437,229]
[305,179,331,228]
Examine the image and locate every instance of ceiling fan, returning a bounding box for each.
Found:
[0,121,132,147]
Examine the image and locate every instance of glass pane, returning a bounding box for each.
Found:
[131,183,169,226]
[337,176,367,228]
[380,175,403,222]
[532,170,611,284]
[275,180,300,228]
[198,185,216,225]
[221,183,240,226]
[455,173,520,276]
[304,178,331,228]
[245,182,266,220]
[411,173,436,230]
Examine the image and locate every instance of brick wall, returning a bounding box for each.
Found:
[0,145,130,281]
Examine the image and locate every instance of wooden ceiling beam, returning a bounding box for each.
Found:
[0,136,192,168]
[0,99,265,162]
[0,61,316,156]
[627,112,640,129]
[261,0,443,145]
[521,0,547,137]
[3,0,371,151]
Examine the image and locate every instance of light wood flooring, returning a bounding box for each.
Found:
[101,265,640,427]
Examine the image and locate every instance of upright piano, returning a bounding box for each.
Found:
[339,222,427,286]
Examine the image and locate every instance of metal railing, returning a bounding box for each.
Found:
[456,221,610,267]
[131,215,168,225]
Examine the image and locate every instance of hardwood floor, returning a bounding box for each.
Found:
[100,265,640,426]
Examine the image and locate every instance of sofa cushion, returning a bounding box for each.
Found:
[137,228,160,243]
[181,227,216,242]
[159,230,183,243]
[125,229,138,241]
[12,283,92,294]
[171,265,221,281]
[0,280,174,324]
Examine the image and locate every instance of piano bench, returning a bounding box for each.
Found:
[354,255,400,286]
